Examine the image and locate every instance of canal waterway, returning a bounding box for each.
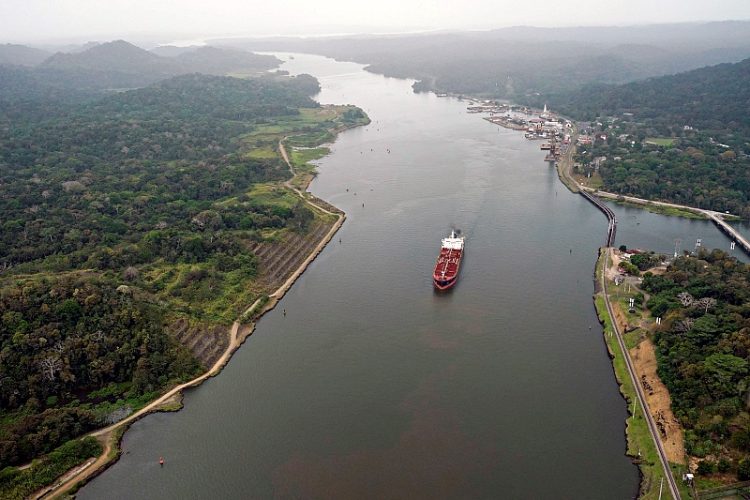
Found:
[80,54,745,499]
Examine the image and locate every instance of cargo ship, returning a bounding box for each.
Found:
[433,231,465,290]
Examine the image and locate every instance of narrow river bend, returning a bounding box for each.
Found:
[80,54,745,499]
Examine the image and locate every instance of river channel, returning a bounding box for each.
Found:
[80,54,747,499]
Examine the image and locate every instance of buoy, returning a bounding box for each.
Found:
[159,457,164,467]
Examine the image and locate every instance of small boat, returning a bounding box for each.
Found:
[433,231,465,291]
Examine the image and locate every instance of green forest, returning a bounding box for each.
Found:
[540,58,750,135]
[575,131,750,218]
[0,66,366,496]
[641,250,750,477]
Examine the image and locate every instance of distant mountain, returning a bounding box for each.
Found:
[40,40,279,81]
[173,46,278,74]
[221,21,750,98]
[487,21,750,50]
[548,57,750,133]
[22,40,281,91]
[0,44,50,66]
[150,45,202,57]
[41,40,171,76]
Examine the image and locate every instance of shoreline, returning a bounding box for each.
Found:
[32,116,361,500]
[467,95,746,227]
[593,248,686,499]
[471,99,687,497]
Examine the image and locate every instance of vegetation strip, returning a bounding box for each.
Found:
[596,248,682,499]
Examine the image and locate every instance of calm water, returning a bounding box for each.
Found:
[80,54,745,499]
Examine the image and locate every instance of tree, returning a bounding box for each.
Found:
[739,457,750,481]
[39,355,62,381]
[697,460,716,475]
[122,266,139,281]
[677,292,694,307]
[696,297,718,314]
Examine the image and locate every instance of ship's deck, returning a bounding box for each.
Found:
[433,248,462,278]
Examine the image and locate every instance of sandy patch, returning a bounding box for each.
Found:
[630,338,686,464]
[607,250,623,281]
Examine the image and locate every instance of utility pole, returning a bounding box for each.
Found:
[658,476,664,500]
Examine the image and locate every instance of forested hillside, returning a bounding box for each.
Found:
[0,70,336,481]
[564,58,750,218]
[0,72,320,274]
[539,58,750,134]
[642,250,750,478]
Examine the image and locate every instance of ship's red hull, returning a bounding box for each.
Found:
[433,247,463,290]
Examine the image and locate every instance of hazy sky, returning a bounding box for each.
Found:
[2,0,750,44]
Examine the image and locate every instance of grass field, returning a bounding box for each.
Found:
[645,137,677,147]
[612,199,707,220]
[574,170,604,190]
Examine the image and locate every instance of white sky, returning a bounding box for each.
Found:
[2,0,750,44]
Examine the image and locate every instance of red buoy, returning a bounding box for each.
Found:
[159,456,164,466]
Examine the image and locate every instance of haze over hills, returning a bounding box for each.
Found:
[540,57,750,133]
[172,46,279,75]
[0,43,51,66]
[42,40,172,75]
[41,40,280,78]
[150,44,203,57]
[477,21,750,48]
[221,21,750,97]
[0,40,281,94]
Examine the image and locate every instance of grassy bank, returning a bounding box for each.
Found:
[608,198,706,220]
